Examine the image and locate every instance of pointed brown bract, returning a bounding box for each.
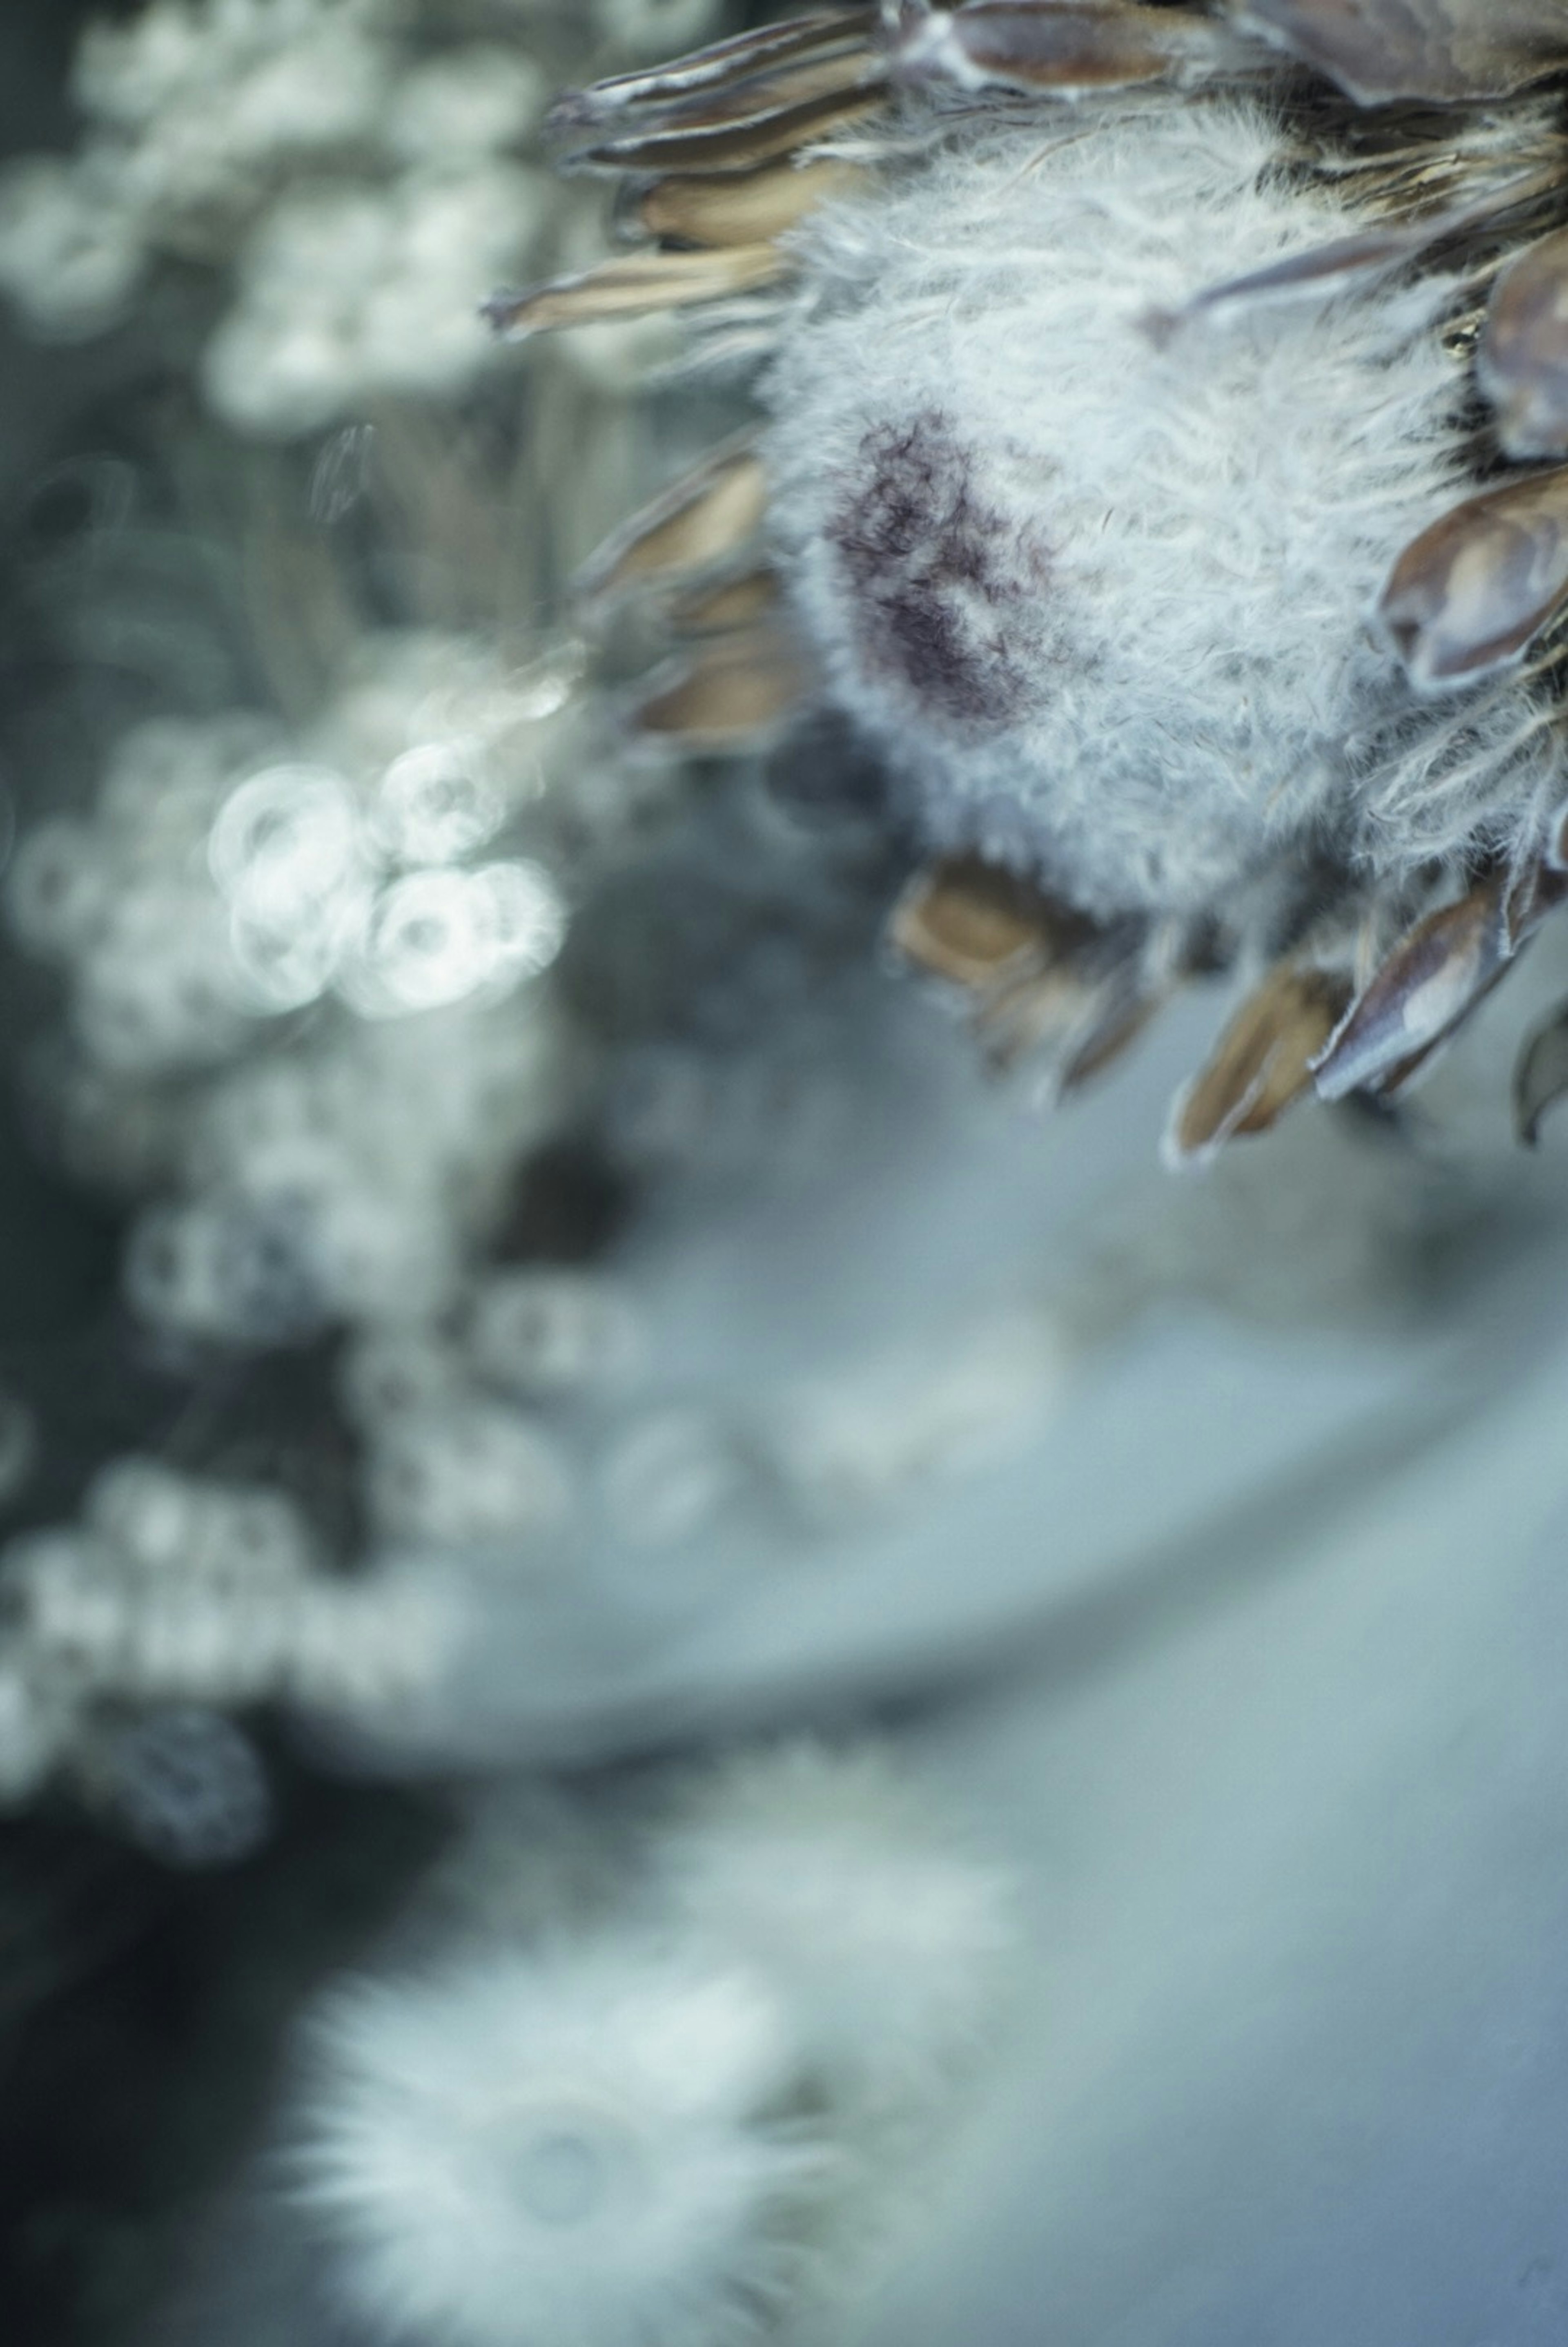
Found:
[1147,168,1552,346]
[889,857,1162,1081]
[630,624,810,751]
[633,158,866,250]
[892,1,1234,95]
[565,98,888,178]
[888,855,1093,992]
[575,440,769,611]
[1312,874,1514,1101]
[1514,996,1568,1141]
[552,29,889,178]
[483,245,788,341]
[1376,466,1568,690]
[973,962,1102,1070]
[591,48,885,141]
[1143,223,1443,348]
[1480,227,1568,460]
[1165,961,1351,1165]
[1231,0,1568,103]
[549,9,878,132]
[668,568,782,635]
[1503,839,1568,945]
[1057,967,1167,1093]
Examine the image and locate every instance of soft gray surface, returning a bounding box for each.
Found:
[869,1281,1568,2346]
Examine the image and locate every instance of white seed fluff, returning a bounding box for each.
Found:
[764,100,1557,918]
[296,1942,822,2347]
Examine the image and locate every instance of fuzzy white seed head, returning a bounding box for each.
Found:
[296,1941,824,2347]
[765,100,1557,919]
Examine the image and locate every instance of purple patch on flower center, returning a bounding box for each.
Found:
[826,410,1051,729]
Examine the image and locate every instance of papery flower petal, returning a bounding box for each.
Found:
[1166,961,1351,1165]
[553,28,889,178]
[887,855,1087,991]
[1313,875,1513,1101]
[668,567,783,636]
[631,626,812,750]
[1230,0,1568,104]
[483,244,788,339]
[549,9,878,136]
[630,157,866,249]
[1376,467,1568,689]
[891,0,1231,94]
[576,436,769,611]
[1479,225,1568,459]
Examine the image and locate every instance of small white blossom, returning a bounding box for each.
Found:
[465,1267,643,1400]
[203,165,547,436]
[0,154,145,339]
[297,1941,823,2347]
[366,1397,575,1547]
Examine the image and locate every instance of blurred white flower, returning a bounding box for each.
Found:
[283,1563,460,1714]
[0,154,145,339]
[79,1703,273,1867]
[4,660,581,1353]
[73,889,257,1078]
[338,861,565,1019]
[0,0,561,423]
[764,1308,1069,1525]
[202,165,547,435]
[0,1456,455,1809]
[590,0,725,64]
[338,1324,466,1432]
[386,48,545,165]
[369,741,504,868]
[366,1396,575,1547]
[465,1267,643,1400]
[209,762,374,1011]
[5,817,115,964]
[297,1940,823,2347]
[85,1455,314,1588]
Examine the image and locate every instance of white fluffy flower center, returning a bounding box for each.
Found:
[765,102,1483,916]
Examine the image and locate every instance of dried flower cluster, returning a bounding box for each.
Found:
[0,1455,452,1823]
[7,638,584,1343]
[515,0,1568,1161]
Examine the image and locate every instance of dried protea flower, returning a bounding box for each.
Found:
[497,0,1568,1161]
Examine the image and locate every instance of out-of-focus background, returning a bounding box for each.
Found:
[3,7,1568,2347]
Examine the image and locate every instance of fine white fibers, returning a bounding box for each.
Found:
[763,100,1555,918]
[297,1942,825,2347]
